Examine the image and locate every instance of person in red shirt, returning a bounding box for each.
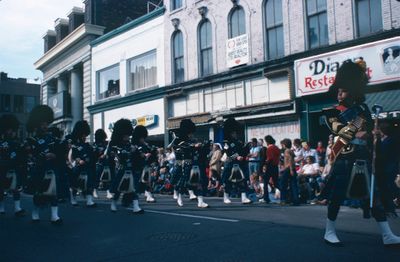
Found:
[259,135,280,203]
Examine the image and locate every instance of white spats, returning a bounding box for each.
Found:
[145,191,155,203]
[93,189,99,198]
[197,196,209,208]
[188,190,197,200]
[51,206,60,222]
[173,190,178,200]
[241,192,251,204]
[110,200,117,212]
[31,205,40,221]
[86,195,95,207]
[324,219,341,245]
[177,193,183,207]
[132,200,143,213]
[70,191,77,206]
[223,193,231,204]
[14,200,22,212]
[106,190,113,199]
[378,221,400,246]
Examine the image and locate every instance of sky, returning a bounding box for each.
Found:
[0,0,84,83]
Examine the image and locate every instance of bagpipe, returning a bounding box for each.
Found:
[111,145,135,193]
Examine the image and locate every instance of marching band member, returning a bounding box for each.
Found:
[131,125,156,203]
[323,60,400,246]
[25,105,62,224]
[0,114,25,216]
[221,118,251,204]
[68,121,96,207]
[109,119,144,214]
[93,129,113,199]
[170,119,209,208]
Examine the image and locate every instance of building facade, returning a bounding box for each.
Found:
[162,0,400,145]
[88,7,166,145]
[0,72,40,139]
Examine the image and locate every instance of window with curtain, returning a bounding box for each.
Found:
[355,0,382,37]
[129,50,157,91]
[172,31,184,83]
[198,20,213,77]
[306,0,328,49]
[229,6,246,38]
[97,65,120,100]
[171,0,182,11]
[265,0,284,59]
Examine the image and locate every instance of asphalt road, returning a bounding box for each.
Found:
[1,193,399,262]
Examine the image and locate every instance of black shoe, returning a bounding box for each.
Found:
[15,209,26,217]
[0,211,5,215]
[31,219,40,223]
[86,203,97,208]
[133,209,144,214]
[51,218,63,225]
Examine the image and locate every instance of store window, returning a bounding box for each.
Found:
[0,94,11,112]
[171,0,182,11]
[306,0,328,49]
[264,0,284,59]
[172,31,184,83]
[355,0,382,37]
[228,6,246,38]
[128,50,157,91]
[198,19,213,77]
[13,95,24,113]
[97,65,120,100]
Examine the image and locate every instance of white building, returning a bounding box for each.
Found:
[88,7,166,145]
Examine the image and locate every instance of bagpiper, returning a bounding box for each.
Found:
[322,59,400,246]
[109,119,144,214]
[221,118,252,204]
[169,119,209,208]
[68,120,96,207]
[93,128,113,199]
[25,105,62,224]
[131,125,157,203]
[0,114,25,216]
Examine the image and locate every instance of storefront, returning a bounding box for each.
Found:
[295,36,400,145]
[166,65,300,144]
[90,97,165,146]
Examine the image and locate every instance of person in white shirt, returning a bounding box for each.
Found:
[298,156,320,201]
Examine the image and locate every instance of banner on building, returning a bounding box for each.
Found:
[247,121,300,145]
[226,34,249,68]
[295,37,400,97]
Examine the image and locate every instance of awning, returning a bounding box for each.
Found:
[365,89,400,119]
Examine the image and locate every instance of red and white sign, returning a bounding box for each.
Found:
[295,37,400,97]
[226,34,249,68]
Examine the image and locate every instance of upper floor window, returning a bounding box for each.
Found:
[0,94,11,112]
[264,0,284,59]
[172,31,184,83]
[306,0,328,49]
[171,0,182,11]
[24,96,36,113]
[97,64,120,100]
[13,95,24,113]
[198,20,213,77]
[355,0,382,37]
[128,50,157,91]
[228,6,246,38]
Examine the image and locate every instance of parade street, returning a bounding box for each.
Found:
[1,194,399,262]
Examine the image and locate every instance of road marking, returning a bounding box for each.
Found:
[126,208,239,223]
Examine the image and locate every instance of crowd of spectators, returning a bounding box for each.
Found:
[138,133,400,208]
